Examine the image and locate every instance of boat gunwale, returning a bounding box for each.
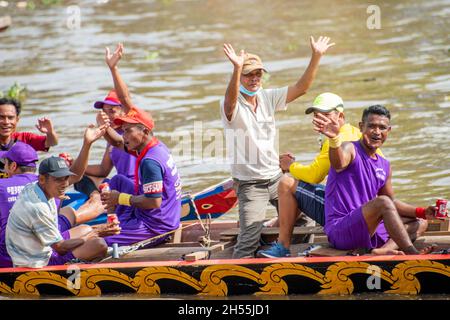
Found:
[1,253,449,274]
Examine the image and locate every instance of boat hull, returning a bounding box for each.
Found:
[1,254,449,297]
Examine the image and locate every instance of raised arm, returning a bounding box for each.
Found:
[68,124,108,185]
[96,110,125,150]
[35,117,58,148]
[286,36,335,104]
[105,43,133,113]
[223,43,245,121]
[313,113,354,171]
[85,146,114,178]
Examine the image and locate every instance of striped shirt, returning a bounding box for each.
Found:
[5,182,62,268]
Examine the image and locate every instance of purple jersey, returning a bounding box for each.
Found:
[109,144,135,179]
[136,141,181,233]
[324,141,390,238]
[0,174,38,267]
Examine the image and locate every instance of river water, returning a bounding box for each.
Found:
[0,0,449,300]
[1,0,449,206]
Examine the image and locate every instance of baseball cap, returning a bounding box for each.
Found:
[242,53,268,75]
[0,142,38,167]
[39,156,76,177]
[113,107,155,131]
[93,89,122,109]
[305,92,344,114]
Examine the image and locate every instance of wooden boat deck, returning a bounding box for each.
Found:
[105,220,450,263]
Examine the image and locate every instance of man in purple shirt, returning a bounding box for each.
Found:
[315,105,436,255]
[100,108,181,247]
[0,142,39,267]
[76,90,136,197]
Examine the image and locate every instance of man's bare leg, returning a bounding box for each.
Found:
[363,196,434,255]
[72,237,108,261]
[277,175,300,248]
[60,191,106,225]
[373,218,432,255]
[68,224,93,239]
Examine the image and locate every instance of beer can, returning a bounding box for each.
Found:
[107,213,118,224]
[99,182,110,193]
[435,199,448,219]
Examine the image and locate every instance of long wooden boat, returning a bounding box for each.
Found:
[1,221,449,298]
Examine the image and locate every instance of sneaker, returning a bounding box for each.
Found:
[257,242,291,258]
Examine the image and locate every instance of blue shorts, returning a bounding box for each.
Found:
[295,181,325,226]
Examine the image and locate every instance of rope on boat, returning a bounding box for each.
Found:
[190,196,212,248]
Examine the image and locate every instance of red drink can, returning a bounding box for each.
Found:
[99,182,110,193]
[107,214,118,224]
[435,199,448,219]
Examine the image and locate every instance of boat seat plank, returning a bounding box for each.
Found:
[220,226,324,239]
[184,242,233,261]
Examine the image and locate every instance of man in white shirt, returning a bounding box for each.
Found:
[221,36,335,258]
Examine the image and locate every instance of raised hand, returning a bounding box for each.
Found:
[96,111,110,127]
[35,117,54,134]
[105,43,124,69]
[84,123,109,145]
[223,43,245,69]
[312,113,341,138]
[310,36,335,56]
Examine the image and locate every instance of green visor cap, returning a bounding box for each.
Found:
[305,92,344,114]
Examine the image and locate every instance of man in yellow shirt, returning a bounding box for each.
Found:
[258,92,382,258]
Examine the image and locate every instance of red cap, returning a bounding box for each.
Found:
[93,89,122,109]
[114,107,155,131]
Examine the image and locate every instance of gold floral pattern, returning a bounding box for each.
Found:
[0,259,448,297]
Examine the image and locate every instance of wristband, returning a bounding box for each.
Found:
[118,193,132,206]
[329,134,342,148]
[415,207,426,219]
